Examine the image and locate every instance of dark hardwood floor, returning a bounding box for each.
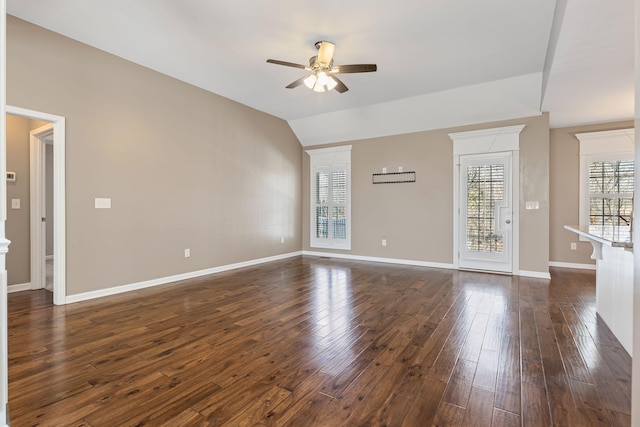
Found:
[7,257,631,426]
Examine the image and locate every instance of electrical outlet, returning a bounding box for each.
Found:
[382,239,387,247]
[184,248,190,258]
[570,242,577,251]
[280,236,285,244]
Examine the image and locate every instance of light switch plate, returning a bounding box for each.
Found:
[11,199,20,209]
[525,201,539,210]
[95,198,111,209]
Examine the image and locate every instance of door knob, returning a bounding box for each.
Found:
[505,219,511,224]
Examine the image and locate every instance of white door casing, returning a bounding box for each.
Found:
[449,125,524,275]
[7,105,66,306]
[30,124,53,292]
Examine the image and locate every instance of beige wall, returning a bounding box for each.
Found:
[7,16,302,296]
[303,114,551,275]
[5,115,48,285]
[549,120,634,265]
[6,115,30,285]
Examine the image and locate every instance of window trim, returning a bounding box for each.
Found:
[307,145,352,250]
[576,129,635,234]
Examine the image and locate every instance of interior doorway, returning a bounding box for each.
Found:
[6,106,66,305]
[29,123,54,293]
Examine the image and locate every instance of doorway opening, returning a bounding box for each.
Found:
[6,106,66,305]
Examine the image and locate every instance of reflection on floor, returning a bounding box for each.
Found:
[6,257,632,426]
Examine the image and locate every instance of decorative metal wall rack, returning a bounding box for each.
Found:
[372,171,416,184]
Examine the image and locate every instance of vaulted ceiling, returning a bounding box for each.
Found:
[7,0,634,146]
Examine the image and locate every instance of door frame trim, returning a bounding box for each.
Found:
[7,105,66,305]
[450,125,524,275]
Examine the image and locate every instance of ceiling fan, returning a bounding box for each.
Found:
[267,41,377,93]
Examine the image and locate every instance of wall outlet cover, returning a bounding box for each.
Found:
[95,198,111,209]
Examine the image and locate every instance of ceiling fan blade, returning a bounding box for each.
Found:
[330,75,349,93]
[317,41,335,67]
[286,76,307,89]
[332,64,377,74]
[267,59,308,70]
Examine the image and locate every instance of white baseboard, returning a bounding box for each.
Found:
[303,251,555,279]
[8,282,31,293]
[518,270,552,280]
[65,251,303,304]
[303,251,455,270]
[548,261,596,270]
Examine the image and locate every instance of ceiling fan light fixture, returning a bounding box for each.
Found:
[267,40,376,94]
[312,82,326,93]
[326,76,338,91]
[316,71,330,86]
[317,41,335,67]
[304,74,317,89]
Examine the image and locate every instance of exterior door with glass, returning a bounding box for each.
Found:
[459,152,513,273]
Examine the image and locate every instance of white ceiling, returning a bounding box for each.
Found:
[6,0,634,146]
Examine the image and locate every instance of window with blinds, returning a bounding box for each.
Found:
[466,164,504,253]
[589,160,634,226]
[314,170,348,241]
[307,146,351,250]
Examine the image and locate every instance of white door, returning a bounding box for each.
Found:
[459,152,513,273]
[29,124,52,291]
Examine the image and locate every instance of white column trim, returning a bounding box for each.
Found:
[0,1,9,424]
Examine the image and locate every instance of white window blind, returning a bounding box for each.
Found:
[466,163,505,253]
[307,146,351,250]
[588,160,634,226]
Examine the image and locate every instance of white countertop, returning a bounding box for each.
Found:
[564,225,632,249]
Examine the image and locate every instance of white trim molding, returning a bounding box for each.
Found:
[519,270,552,280]
[7,283,31,293]
[450,125,525,156]
[303,251,455,270]
[303,250,550,279]
[65,251,302,304]
[576,128,635,155]
[6,105,66,306]
[548,261,596,270]
[0,2,9,424]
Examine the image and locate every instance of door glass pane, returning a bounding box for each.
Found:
[332,207,346,239]
[466,164,504,253]
[316,206,328,238]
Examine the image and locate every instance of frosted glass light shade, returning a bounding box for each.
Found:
[304,74,317,89]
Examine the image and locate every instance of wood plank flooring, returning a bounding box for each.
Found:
[7,257,631,426]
